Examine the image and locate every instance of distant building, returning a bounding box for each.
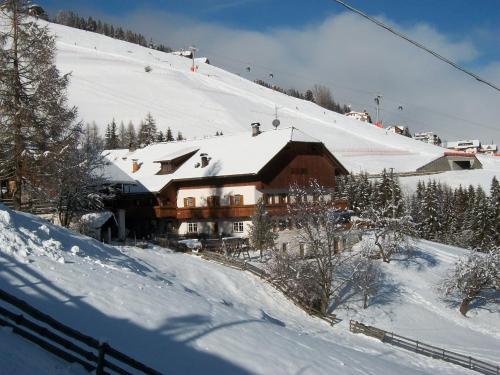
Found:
[479,144,498,155]
[446,140,481,153]
[173,50,193,58]
[346,111,372,123]
[387,125,411,137]
[414,132,442,146]
[446,140,498,155]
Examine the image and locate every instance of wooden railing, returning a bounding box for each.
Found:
[200,251,338,326]
[0,289,162,374]
[349,320,499,375]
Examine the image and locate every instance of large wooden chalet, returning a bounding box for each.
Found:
[103,124,348,239]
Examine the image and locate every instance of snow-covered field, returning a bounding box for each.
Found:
[0,204,498,374]
[44,21,454,176]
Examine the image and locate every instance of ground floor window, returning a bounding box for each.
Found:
[188,222,198,234]
[233,222,244,233]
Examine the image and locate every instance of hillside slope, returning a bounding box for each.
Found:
[0,204,498,374]
[46,21,449,174]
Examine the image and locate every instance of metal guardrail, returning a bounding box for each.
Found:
[349,320,499,375]
[0,289,162,374]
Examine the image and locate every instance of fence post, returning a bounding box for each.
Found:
[469,356,472,369]
[96,342,108,375]
[416,341,419,353]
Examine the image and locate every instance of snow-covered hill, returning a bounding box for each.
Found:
[45,21,449,174]
[0,204,498,374]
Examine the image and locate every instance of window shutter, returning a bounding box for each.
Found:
[229,195,234,206]
[192,197,196,207]
[238,195,244,205]
[184,198,188,207]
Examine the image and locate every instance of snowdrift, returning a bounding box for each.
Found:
[0,204,498,374]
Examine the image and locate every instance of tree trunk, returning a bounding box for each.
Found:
[363,292,368,309]
[459,297,472,316]
[11,2,23,210]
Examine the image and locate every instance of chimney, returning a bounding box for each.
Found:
[132,159,140,173]
[200,153,209,168]
[251,122,261,137]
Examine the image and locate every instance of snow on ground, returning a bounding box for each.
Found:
[0,204,499,374]
[0,326,87,375]
[42,20,453,175]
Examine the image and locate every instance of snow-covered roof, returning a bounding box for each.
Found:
[446,140,480,149]
[102,127,325,193]
[80,211,116,229]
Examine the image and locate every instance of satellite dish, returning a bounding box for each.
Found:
[272,119,280,129]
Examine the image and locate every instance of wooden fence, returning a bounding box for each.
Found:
[349,320,499,375]
[200,251,338,326]
[0,289,162,374]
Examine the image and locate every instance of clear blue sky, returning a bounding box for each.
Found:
[39,0,500,68]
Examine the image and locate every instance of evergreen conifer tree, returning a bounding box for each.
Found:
[249,198,278,260]
[0,0,80,208]
[166,127,174,142]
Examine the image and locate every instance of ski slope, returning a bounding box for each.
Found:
[46,21,450,174]
[0,204,498,374]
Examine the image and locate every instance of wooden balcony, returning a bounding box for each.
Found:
[176,205,255,220]
[154,206,177,218]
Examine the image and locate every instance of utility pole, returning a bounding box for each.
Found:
[374,95,382,124]
[189,46,197,72]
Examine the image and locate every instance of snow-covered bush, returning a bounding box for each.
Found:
[440,249,499,316]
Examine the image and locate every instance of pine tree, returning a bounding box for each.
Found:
[249,198,278,260]
[421,181,441,240]
[469,186,494,251]
[137,113,157,147]
[490,177,500,246]
[166,127,174,142]
[176,131,184,141]
[0,0,80,209]
[118,121,126,148]
[104,119,119,149]
[156,130,165,142]
[125,121,136,149]
[304,89,315,102]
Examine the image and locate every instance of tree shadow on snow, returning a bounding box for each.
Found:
[0,252,255,375]
[331,268,402,313]
[393,248,438,271]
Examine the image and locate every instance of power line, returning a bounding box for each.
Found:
[332,0,500,94]
[210,52,500,134]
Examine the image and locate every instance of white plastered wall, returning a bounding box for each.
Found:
[177,185,262,207]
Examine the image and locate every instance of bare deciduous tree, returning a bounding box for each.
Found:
[440,249,499,316]
[271,181,358,315]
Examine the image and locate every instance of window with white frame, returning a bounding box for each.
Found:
[233,222,244,233]
[187,223,198,234]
